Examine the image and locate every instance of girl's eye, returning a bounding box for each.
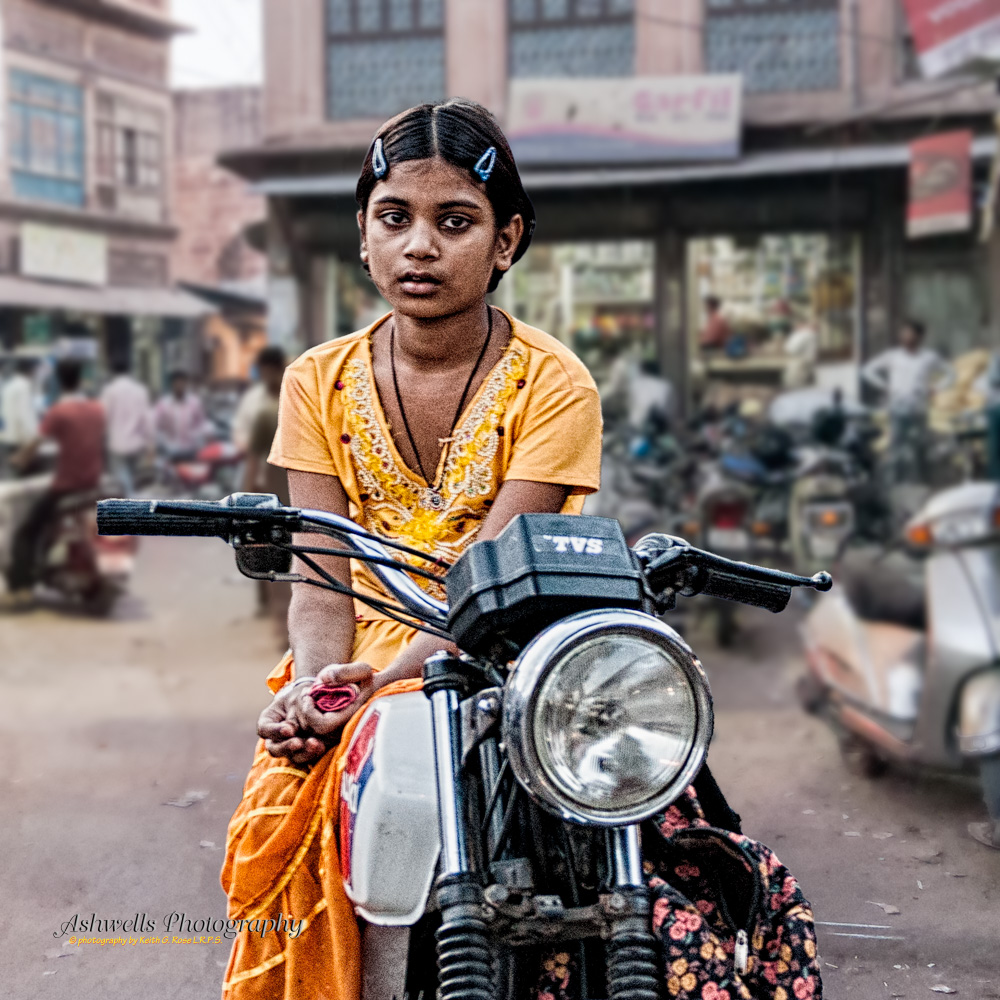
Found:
[379,211,408,227]
[441,215,472,231]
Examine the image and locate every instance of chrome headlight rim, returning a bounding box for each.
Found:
[502,609,714,827]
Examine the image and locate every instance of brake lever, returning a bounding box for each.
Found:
[637,534,832,613]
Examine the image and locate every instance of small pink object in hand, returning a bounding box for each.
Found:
[309,682,360,714]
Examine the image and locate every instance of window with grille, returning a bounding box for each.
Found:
[97,95,162,190]
[326,0,445,120]
[95,94,164,220]
[509,0,635,78]
[8,70,84,207]
[704,0,841,94]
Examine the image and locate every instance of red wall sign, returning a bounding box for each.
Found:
[907,130,973,238]
[903,0,1000,77]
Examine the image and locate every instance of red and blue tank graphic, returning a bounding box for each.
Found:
[339,708,381,887]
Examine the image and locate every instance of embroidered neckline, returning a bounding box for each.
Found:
[358,310,520,492]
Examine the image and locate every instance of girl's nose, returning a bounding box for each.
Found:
[403,219,439,259]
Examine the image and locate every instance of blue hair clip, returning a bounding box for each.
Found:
[372,137,387,179]
[474,146,497,182]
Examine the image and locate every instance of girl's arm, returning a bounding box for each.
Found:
[257,469,358,764]
[286,469,358,676]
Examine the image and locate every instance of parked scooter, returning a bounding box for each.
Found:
[0,475,137,614]
[99,492,832,997]
[800,481,1000,844]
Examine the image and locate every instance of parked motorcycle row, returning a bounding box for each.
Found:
[588,387,1000,837]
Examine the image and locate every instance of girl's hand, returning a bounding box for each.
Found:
[297,662,375,742]
[258,678,328,764]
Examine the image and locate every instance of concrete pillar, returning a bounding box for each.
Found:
[636,0,702,76]
[445,0,508,117]
[654,229,689,416]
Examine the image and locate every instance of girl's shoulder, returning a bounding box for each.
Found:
[285,315,389,380]
[506,314,598,394]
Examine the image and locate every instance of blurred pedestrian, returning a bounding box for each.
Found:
[154,371,206,460]
[1,359,105,609]
[241,346,289,638]
[699,295,730,353]
[783,315,819,389]
[100,358,153,496]
[1,357,40,475]
[232,346,287,454]
[861,319,952,483]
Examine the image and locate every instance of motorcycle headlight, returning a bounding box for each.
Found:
[502,610,713,826]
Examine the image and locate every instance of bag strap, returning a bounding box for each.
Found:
[693,761,742,834]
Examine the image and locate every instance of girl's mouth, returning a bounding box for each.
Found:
[399,272,442,296]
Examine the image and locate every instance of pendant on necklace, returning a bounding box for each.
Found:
[423,487,445,511]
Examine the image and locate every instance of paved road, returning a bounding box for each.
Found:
[1,539,997,998]
[697,601,1000,1000]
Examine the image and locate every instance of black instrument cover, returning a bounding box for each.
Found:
[446,514,645,656]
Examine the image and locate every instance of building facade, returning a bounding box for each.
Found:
[0,0,208,391]
[173,85,267,386]
[224,0,999,409]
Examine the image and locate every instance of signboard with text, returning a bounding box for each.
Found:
[20,222,107,286]
[903,0,1000,77]
[907,130,973,238]
[507,76,742,166]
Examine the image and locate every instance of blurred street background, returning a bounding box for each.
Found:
[3,0,1000,996]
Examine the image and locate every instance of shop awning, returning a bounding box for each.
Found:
[254,135,1000,198]
[0,276,214,318]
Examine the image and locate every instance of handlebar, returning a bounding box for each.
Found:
[97,495,832,624]
[96,493,449,623]
[636,533,832,614]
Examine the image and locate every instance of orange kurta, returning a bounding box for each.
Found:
[221,312,603,999]
[221,621,419,999]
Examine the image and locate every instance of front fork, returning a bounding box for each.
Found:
[425,653,661,1000]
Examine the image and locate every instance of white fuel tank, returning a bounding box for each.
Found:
[340,691,441,925]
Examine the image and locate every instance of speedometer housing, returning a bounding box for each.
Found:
[502,609,714,826]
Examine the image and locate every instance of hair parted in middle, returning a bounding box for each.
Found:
[356,98,536,293]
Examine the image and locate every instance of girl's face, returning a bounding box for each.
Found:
[358,157,524,320]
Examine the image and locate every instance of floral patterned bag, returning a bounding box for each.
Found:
[532,782,822,1000]
[643,788,823,1000]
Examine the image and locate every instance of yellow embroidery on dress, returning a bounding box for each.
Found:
[339,345,527,584]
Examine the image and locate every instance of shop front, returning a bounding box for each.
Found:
[0,220,212,397]
[235,129,997,417]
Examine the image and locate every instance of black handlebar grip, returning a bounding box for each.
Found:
[699,570,791,614]
[97,499,229,538]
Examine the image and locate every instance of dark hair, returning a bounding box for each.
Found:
[256,345,287,370]
[355,99,536,293]
[169,370,189,384]
[903,318,926,340]
[55,358,83,392]
[15,356,37,375]
[705,295,722,311]
[111,357,131,375]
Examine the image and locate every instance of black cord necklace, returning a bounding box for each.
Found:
[390,305,494,502]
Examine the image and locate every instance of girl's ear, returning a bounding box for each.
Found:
[357,209,368,261]
[493,213,525,274]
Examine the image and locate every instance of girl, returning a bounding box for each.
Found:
[220,99,603,999]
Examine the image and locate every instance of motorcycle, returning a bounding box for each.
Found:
[799,481,1000,819]
[158,433,244,499]
[1,475,136,615]
[98,492,831,998]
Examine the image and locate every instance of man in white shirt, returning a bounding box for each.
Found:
[100,358,153,496]
[1,358,39,475]
[231,346,288,453]
[154,371,208,460]
[861,319,952,482]
[784,320,819,389]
